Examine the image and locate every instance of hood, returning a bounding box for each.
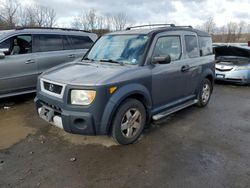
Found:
[214,45,250,59]
[41,61,135,86]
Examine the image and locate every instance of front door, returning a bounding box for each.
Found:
[151,35,188,111]
[0,34,38,94]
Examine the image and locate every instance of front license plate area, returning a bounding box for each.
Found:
[216,74,225,78]
[40,106,54,122]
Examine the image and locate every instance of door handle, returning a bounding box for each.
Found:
[25,59,35,64]
[181,65,190,72]
[68,54,76,58]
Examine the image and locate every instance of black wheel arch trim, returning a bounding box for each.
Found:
[99,83,152,134]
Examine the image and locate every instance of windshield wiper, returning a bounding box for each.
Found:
[82,57,95,62]
[99,59,124,65]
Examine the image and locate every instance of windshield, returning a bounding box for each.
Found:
[86,34,149,65]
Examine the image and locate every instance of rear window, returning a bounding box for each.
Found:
[69,36,93,49]
[199,37,212,56]
[35,34,63,52]
[185,35,199,58]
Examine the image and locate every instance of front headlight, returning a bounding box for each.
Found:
[235,65,250,70]
[71,90,96,105]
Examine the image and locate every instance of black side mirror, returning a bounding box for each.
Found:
[0,51,5,59]
[152,55,171,64]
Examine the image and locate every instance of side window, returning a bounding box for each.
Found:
[63,35,72,50]
[199,37,212,56]
[185,35,199,58]
[153,36,182,61]
[0,38,12,55]
[36,35,63,52]
[0,35,32,56]
[69,36,93,49]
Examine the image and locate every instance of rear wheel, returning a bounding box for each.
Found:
[197,79,212,107]
[111,99,146,145]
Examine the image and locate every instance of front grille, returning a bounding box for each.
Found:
[43,81,62,94]
[41,101,62,113]
[216,67,233,72]
[40,78,66,98]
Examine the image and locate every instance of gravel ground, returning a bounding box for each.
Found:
[0,84,250,188]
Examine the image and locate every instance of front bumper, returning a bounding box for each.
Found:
[215,69,250,84]
[35,97,96,135]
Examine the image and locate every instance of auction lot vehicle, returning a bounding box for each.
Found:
[214,45,250,84]
[35,24,215,145]
[0,27,97,98]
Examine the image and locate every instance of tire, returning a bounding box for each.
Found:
[197,79,212,107]
[111,99,146,145]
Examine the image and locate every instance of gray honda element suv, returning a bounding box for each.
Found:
[35,24,215,145]
[0,27,97,98]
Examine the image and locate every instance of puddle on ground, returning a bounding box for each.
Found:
[49,127,118,147]
[0,97,38,150]
[0,111,37,150]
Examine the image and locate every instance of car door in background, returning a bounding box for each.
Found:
[65,35,94,61]
[34,34,95,75]
[0,34,38,95]
[34,34,69,74]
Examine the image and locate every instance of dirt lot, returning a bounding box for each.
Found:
[0,84,250,188]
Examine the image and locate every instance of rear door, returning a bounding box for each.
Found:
[34,34,69,74]
[183,34,207,96]
[0,34,38,94]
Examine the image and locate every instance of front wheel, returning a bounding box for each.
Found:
[111,99,146,145]
[197,79,212,107]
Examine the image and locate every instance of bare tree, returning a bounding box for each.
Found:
[104,13,112,31]
[226,22,238,42]
[17,5,56,27]
[86,9,97,31]
[72,9,99,31]
[33,5,56,27]
[112,12,128,31]
[0,0,19,28]
[236,21,246,41]
[201,17,216,34]
[71,16,82,29]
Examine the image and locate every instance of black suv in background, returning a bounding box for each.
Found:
[35,24,215,145]
[0,28,97,98]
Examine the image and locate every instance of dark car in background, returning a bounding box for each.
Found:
[0,28,97,98]
[214,45,250,84]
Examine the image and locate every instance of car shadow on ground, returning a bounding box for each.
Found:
[215,80,250,87]
[0,93,36,108]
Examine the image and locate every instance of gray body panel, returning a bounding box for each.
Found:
[0,53,38,94]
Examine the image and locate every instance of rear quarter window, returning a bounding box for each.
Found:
[69,35,93,49]
[199,37,213,56]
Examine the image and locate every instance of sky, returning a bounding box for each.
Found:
[16,0,250,27]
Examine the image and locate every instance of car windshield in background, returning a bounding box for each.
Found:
[86,35,149,65]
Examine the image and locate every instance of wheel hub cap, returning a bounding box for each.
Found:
[121,108,142,138]
[201,83,211,103]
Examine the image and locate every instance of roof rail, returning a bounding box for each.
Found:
[174,25,193,28]
[15,27,91,33]
[126,24,175,30]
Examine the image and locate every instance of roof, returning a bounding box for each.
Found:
[0,27,97,41]
[107,25,210,37]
